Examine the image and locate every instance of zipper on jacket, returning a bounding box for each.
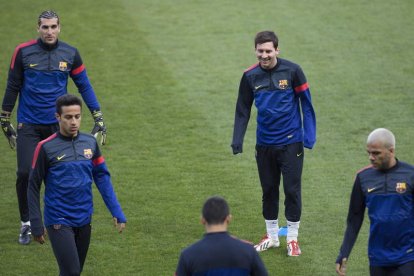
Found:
[48,51,51,70]
[72,139,77,160]
[269,71,275,90]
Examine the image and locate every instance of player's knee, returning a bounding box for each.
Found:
[62,264,81,276]
[16,169,29,177]
[16,170,30,186]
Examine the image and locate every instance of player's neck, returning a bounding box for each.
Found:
[205,224,227,233]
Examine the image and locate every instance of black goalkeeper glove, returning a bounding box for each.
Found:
[91,110,107,145]
[0,112,17,149]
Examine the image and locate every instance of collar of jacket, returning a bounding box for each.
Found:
[37,38,59,51]
[57,131,80,141]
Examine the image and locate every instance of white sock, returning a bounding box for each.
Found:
[21,221,30,226]
[287,220,300,242]
[265,219,279,241]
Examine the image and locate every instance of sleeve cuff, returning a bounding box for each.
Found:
[231,144,243,154]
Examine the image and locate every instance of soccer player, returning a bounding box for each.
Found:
[175,196,268,276]
[231,30,316,256]
[0,10,107,245]
[28,94,126,275]
[336,128,414,276]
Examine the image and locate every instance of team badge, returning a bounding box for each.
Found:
[278,80,288,89]
[84,149,93,159]
[395,182,407,193]
[59,61,68,71]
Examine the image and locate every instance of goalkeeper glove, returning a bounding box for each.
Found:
[0,112,17,149]
[91,110,107,145]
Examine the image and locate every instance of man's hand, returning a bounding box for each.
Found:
[113,217,126,233]
[91,110,107,145]
[33,227,47,244]
[0,112,17,149]
[33,234,45,244]
[335,258,347,276]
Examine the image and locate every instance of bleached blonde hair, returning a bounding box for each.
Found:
[367,128,395,149]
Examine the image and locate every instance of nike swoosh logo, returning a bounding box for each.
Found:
[254,85,264,90]
[57,154,66,161]
[29,64,38,67]
[296,152,303,157]
[367,187,376,193]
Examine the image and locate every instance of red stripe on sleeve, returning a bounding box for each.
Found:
[294,82,309,94]
[93,156,105,166]
[71,64,85,76]
[356,165,373,174]
[353,165,373,182]
[31,133,57,169]
[11,40,37,70]
[244,63,259,72]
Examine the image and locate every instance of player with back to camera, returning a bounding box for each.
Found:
[231,30,316,256]
[336,128,414,276]
[0,10,107,245]
[176,196,268,275]
[28,94,126,275]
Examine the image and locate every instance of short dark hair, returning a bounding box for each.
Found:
[255,31,278,49]
[56,94,82,115]
[202,196,230,225]
[38,10,59,26]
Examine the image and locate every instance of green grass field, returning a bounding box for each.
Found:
[1,0,414,275]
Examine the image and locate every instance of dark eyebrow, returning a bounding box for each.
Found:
[41,24,58,29]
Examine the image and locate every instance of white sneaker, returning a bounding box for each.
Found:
[18,225,31,245]
[254,234,280,252]
[287,240,301,256]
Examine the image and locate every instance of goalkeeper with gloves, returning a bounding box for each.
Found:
[1,10,107,245]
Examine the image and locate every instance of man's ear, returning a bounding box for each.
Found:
[276,47,280,55]
[201,217,207,225]
[55,113,60,121]
[226,214,232,224]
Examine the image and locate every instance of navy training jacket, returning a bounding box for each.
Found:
[232,58,316,152]
[2,38,100,124]
[337,160,414,266]
[176,232,268,276]
[28,132,126,236]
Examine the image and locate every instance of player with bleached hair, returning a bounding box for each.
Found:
[336,128,414,275]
